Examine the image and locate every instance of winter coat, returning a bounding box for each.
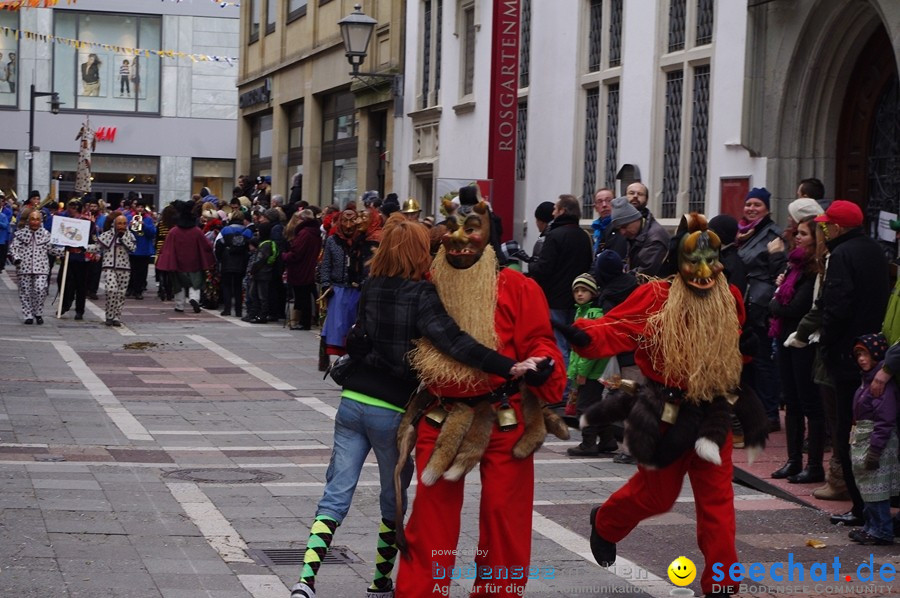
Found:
[320,233,361,288]
[719,245,748,297]
[528,214,593,309]
[625,214,670,277]
[821,228,890,383]
[10,228,53,275]
[768,269,816,343]
[282,219,323,286]
[0,211,9,245]
[215,224,253,274]
[249,239,278,281]
[737,216,786,327]
[89,229,137,270]
[155,225,215,273]
[567,302,608,381]
[853,362,900,455]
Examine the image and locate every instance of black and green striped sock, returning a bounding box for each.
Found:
[299,515,338,589]
[369,518,398,591]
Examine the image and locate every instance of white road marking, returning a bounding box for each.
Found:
[51,340,153,441]
[294,396,338,420]
[148,430,304,435]
[186,334,295,390]
[161,444,326,451]
[166,481,254,563]
[530,511,673,598]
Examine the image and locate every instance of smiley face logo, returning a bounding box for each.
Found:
[667,556,696,586]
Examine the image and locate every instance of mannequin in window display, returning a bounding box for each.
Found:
[119,59,131,97]
[0,53,6,85]
[130,56,140,97]
[6,52,15,94]
[80,53,101,97]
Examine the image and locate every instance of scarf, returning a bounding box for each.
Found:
[768,247,810,339]
[735,216,764,247]
[591,215,611,251]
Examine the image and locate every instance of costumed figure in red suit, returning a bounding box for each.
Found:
[394,201,568,598]
[556,214,769,598]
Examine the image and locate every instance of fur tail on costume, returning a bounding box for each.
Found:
[421,403,475,486]
[580,387,636,430]
[621,385,664,466]
[394,390,432,555]
[512,389,546,459]
[694,397,732,465]
[732,382,768,461]
[444,402,494,481]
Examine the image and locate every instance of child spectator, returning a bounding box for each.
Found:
[848,333,900,545]
[566,273,614,457]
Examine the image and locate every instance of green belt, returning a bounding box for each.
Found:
[341,389,404,413]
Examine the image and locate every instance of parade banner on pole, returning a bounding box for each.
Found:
[50,215,89,248]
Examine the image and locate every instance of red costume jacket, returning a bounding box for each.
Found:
[428,267,566,402]
[572,280,745,389]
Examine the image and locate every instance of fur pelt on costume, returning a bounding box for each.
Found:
[581,381,767,468]
[392,387,569,553]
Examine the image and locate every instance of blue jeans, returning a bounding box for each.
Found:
[864,500,892,541]
[316,397,414,523]
[550,308,575,403]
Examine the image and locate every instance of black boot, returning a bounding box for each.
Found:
[568,427,600,457]
[589,505,616,566]
[597,425,619,453]
[772,414,803,479]
[789,419,826,484]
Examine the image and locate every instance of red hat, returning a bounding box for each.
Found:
[814,200,862,228]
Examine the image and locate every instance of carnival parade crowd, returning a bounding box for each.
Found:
[3,174,900,598]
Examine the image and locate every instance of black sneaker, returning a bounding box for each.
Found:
[134,293,143,300]
[189,299,201,313]
[35,316,43,325]
[24,318,33,325]
[567,444,601,457]
[220,310,231,317]
[74,313,84,321]
[613,453,636,465]
[105,319,115,326]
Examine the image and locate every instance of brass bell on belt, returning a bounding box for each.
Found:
[424,404,448,428]
[496,401,518,432]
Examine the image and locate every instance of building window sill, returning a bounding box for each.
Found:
[452,100,475,115]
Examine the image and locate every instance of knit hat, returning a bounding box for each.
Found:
[592,249,624,284]
[788,198,823,223]
[609,196,641,229]
[708,214,738,246]
[853,333,889,363]
[745,187,771,210]
[534,201,555,224]
[572,272,598,295]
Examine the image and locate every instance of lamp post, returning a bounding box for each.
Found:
[27,84,62,197]
[338,4,378,77]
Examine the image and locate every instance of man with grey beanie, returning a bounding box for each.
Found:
[610,196,669,277]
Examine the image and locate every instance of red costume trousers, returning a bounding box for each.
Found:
[594,436,739,595]
[396,401,534,598]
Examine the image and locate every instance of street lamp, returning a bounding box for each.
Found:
[27,84,63,197]
[338,4,378,77]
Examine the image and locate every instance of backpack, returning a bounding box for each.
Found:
[260,239,279,265]
[224,231,248,254]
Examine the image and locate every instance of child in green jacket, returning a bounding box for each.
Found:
[566,273,616,456]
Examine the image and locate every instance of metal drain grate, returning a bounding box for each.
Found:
[162,468,284,484]
[248,546,360,567]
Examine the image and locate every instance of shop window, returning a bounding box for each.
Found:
[53,12,161,114]
[0,151,16,196]
[51,153,159,210]
[249,112,273,182]
[287,102,304,200]
[193,158,235,202]
[320,91,357,207]
[0,13,17,108]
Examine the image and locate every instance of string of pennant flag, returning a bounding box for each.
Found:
[0,26,238,64]
[1,0,240,9]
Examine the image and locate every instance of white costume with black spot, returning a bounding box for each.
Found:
[89,229,136,321]
[10,228,54,320]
